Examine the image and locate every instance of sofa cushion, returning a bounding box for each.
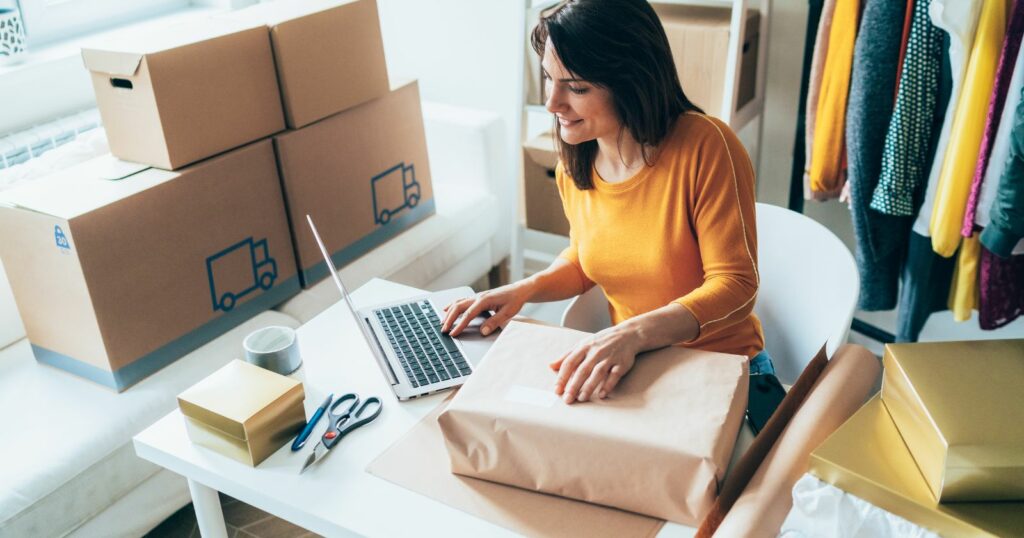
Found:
[276,182,498,323]
[0,310,300,537]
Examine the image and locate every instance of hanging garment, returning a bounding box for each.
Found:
[847,0,911,311]
[870,0,952,216]
[980,85,1024,257]
[949,232,982,321]
[929,0,1010,258]
[788,0,827,213]
[803,0,839,201]
[894,0,916,96]
[963,0,1024,237]
[979,247,1024,329]
[895,32,957,343]
[911,0,983,238]
[808,0,860,199]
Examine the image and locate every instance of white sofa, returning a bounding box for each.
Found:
[0,102,508,537]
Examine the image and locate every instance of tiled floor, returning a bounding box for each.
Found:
[144,493,320,538]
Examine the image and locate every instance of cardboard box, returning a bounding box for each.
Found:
[274,80,435,287]
[0,140,300,391]
[178,360,306,466]
[653,4,759,116]
[880,339,1024,502]
[437,321,748,525]
[220,0,389,129]
[809,396,1024,538]
[523,131,569,236]
[81,19,284,170]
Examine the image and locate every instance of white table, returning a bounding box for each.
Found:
[134,278,697,537]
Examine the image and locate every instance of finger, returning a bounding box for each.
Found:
[599,365,625,399]
[555,347,587,396]
[441,298,472,333]
[578,360,611,402]
[563,354,598,403]
[449,297,490,337]
[479,307,513,337]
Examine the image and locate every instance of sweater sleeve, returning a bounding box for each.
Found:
[980,92,1024,258]
[672,117,760,340]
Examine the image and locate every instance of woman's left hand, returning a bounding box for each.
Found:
[549,325,641,403]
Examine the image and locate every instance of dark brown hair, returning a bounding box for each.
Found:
[531,0,703,189]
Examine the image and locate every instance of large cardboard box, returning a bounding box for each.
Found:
[438,321,749,525]
[178,360,306,466]
[0,140,300,391]
[880,339,1024,502]
[221,0,390,129]
[654,4,760,116]
[81,19,284,170]
[809,396,1024,538]
[274,80,435,287]
[522,131,569,236]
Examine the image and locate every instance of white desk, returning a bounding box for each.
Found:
[134,278,697,537]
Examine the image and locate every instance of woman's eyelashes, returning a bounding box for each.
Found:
[568,85,588,95]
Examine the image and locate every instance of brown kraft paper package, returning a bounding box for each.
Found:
[437,321,749,525]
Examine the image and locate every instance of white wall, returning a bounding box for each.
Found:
[377,0,525,265]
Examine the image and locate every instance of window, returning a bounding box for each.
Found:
[16,0,190,47]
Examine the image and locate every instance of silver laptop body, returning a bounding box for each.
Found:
[307,215,483,400]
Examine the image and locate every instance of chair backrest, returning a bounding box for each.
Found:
[560,202,859,385]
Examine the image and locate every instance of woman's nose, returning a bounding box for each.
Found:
[545,84,567,114]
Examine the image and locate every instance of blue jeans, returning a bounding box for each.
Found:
[750,349,776,376]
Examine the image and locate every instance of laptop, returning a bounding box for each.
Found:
[306,215,493,400]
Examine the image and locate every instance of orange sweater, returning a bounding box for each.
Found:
[556,112,764,359]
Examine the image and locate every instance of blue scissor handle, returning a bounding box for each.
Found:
[322,394,383,449]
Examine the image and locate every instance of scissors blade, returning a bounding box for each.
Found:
[299,441,329,474]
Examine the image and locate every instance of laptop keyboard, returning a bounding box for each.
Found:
[375,301,472,388]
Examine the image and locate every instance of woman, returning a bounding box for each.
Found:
[442,0,768,404]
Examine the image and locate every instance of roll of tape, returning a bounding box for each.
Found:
[243,325,302,375]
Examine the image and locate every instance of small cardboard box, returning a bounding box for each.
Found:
[274,80,435,287]
[0,140,300,391]
[809,396,1024,538]
[81,19,284,170]
[178,360,306,466]
[880,339,1024,502]
[438,321,749,525]
[220,0,389,129]
[653,4,759,116]
[522,131,569,237]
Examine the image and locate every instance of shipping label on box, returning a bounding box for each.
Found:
[0,141,300,391]
[81,19,284,170]
[273,80,435,287]
[221,0,390,129]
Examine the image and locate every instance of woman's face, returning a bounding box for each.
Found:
[542,39,620,145]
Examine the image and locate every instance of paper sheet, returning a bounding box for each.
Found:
[366,394,665,538]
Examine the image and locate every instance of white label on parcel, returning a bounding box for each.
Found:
[503,385,559,408]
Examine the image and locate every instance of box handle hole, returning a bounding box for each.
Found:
[546,169,556,179]
[110,78,133,90]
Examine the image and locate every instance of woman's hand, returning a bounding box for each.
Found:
[549,325,641,403]
[441,281,535,337]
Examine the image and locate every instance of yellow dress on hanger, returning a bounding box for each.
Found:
[930,0,1010,259]
[808,0,859,197]
[950,233,982,321]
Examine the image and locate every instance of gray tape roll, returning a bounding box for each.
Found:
[243,325,302,375]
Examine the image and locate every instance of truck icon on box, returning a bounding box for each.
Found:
[205,237,277,312]
[371,162,421,225]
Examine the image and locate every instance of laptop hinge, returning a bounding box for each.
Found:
[365,317,400,385]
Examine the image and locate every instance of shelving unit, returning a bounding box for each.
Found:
[510,0,773,280]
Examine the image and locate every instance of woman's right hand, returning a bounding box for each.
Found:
[441,280,535,338]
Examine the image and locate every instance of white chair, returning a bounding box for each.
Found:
[560,202,859,385]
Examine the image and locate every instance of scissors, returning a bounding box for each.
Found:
[299,393,383,474]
